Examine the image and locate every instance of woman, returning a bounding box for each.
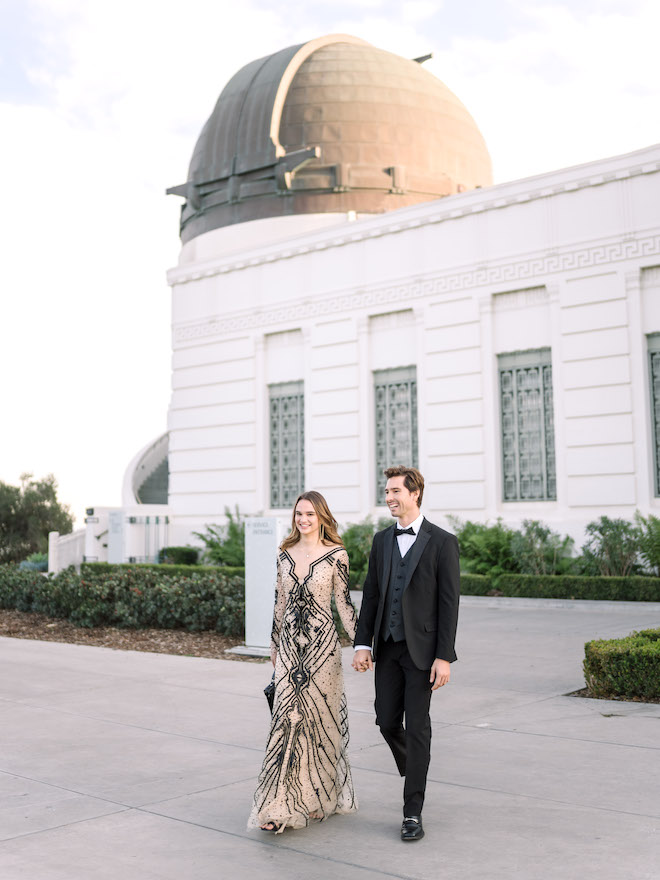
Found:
[248,491,358,833]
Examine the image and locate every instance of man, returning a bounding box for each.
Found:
[352,465,460,842]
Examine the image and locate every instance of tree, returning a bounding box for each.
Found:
[0,473,73,564]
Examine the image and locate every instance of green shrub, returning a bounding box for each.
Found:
[341,516,391,588]
[495,574,660,601]
[0,566,44,611]
[451,517,578,578]
[451,514,660,579]
[194,506,245,566]
[341,519,375,588]
[449,517,520,577]
[158,546,199,565]
[579,516,641,576]
[635,511,660,577]
[510,520,574,575]
[18,552,48,572]
[0,564,245,636]
[584,629,660,700]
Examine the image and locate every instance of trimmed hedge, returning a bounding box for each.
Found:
[584,629,660,700]
[355,571,660,600]
[158,546,199,565]
[458,574,493,595]
[457,573,660,600]
[81,562,245,578]
[495,574,660,602]
[0,564,245,636]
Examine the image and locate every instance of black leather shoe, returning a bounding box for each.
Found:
[401,815,424,841]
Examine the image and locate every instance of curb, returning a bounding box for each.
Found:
[349,592,660,614]
[459,595,660,613]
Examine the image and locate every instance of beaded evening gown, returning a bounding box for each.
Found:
[248,546,358,831]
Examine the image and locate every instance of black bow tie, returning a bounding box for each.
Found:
[395,526,415,536]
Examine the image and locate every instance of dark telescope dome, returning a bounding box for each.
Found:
[168,34,492,243]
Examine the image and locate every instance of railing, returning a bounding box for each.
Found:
[48,530,86,573]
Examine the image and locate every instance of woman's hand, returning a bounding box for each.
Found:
[352,649,373,672]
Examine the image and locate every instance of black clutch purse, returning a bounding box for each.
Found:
[264,672,275,713]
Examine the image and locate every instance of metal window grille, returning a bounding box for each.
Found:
[374,366,418,504]
[499,349,556,501]
[648,334,660,496]
[269,381,304,509]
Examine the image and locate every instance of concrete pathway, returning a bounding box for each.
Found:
[1,597,659,880]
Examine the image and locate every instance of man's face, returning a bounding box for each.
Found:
[385,476,419,523]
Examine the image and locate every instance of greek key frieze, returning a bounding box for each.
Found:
[173,233,660,343]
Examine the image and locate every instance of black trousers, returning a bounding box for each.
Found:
[375,637,432,817]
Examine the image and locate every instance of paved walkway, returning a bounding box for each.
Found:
[1,597,659,880]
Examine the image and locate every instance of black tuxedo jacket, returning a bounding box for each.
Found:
[354,517,460,670]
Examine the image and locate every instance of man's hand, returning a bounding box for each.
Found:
[352,649,373,672]
[430,658,450,690]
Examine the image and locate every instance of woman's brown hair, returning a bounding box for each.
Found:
[281,491,344,550]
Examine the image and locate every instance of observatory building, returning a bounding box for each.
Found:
[78,33,660,564]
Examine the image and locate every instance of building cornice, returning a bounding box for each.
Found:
[173,228,660,344]
[167,145,660,287]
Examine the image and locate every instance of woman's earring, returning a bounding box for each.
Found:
[320,524,325,541]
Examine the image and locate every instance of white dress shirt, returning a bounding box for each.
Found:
[395,511,425,558]
[354,513,425,651]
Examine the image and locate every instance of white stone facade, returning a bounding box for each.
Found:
[165,144,660,546]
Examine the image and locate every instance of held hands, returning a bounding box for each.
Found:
[352,649,373,673]
[430,658,450,690]
[352,651,449,684]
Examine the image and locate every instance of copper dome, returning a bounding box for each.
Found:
[168,34,492,242]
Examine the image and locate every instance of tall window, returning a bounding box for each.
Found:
[648,334,660,496]
[499,349,556,501]
[374,366,418,503]
[269,382,304,509]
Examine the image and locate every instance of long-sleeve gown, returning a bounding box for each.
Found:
[248,545,358,831]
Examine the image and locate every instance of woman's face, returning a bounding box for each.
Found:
[295,501,320,538]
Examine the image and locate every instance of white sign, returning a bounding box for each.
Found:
[107,511,124,564]
[245,517,287,650]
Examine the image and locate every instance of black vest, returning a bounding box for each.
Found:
[380,537,414,642]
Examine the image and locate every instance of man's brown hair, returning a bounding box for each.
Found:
[383,465,424,507]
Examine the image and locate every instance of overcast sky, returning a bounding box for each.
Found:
[2,0,659,528]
